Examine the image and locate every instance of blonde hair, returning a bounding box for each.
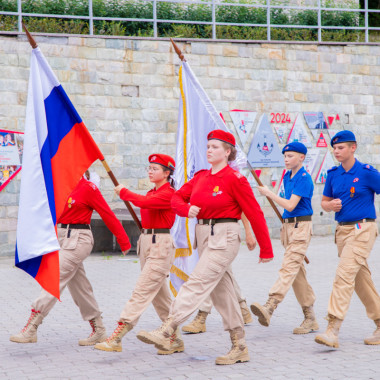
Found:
[222,142,237,161]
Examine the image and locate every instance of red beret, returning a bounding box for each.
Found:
[207,130,235,147]
[148,154,175,170]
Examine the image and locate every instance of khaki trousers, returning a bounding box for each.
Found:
[119,233,175,326]
[169,223,244,332]
[328,222,380,320]
[269,221,315,307]
[199,271,245,313]
[33,227,101,321]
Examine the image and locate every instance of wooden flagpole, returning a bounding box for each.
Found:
[170,38,309,264]
[22,21,142,232]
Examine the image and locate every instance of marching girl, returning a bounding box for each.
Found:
[10,170,131,346]
[136,130,273,365]
[94,154,182,354]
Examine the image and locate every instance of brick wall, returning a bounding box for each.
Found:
[0,35,379,256]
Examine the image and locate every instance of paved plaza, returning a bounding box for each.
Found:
[1,235,380,380]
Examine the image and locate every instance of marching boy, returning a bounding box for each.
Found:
[251,141,318,334]
[315,131,380,348]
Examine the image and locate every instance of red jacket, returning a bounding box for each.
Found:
[59,178,131,251]
[120,182,176,229]
[171,166,273,259]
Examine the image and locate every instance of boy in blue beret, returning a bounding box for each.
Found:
[251,141,318,334]
[315,130,380,348]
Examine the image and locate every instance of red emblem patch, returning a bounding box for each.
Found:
[234,172,242,179]
[353,178,359,183]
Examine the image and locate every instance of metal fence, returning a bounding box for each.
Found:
[1,0,380,43]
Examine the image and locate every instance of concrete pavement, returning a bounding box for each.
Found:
[1,236,380,379]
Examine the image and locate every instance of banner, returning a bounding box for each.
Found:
[311,131,328,147]
[304,111,328,129]
[287,114,312,148]
[0,130,24,192]
[247,114,284,168]
[229,110,257,146]
[170,62,246,296]
[303,149,320,176]
[316,151,335,184]
[274,125,287,143]
[16,47,104,299]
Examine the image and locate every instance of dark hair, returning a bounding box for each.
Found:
[222,142,237,161]
[164,168,175,189]
[156,164,175,189]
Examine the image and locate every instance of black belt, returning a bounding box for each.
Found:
[338,218,376,226]
[142,228,170,234]
[59,224,91,230]
[283,216,312,223]
[198,218,238,225]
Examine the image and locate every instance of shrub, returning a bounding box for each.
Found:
[0,0,369,42]
[0,15,17,31]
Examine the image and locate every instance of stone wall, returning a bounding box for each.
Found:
[0,35,379,256]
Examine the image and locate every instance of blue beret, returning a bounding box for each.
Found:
[331,130,356,147]
[282,142,307,155]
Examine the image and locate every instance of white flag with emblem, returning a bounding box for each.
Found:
[170,62,246,296]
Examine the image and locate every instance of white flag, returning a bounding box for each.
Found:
[170,62,246,296]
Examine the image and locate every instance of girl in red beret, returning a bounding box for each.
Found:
[136,130,273,365]
[94,154,183,354]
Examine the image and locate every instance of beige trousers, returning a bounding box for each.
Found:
[119,233,175,326]
[328,222,380,320]
[33,227,101,321]
[199,271,245,313]
[169,222,244,332]
[269,221,315,307]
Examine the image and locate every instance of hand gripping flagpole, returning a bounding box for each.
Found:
[170,38,309,264]
[22,22,142,232]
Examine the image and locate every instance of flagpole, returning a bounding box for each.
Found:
[170,38,309,264]
[22,22,142,232]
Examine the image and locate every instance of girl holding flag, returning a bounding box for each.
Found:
[94,154,182,354]
[136,130,273,365]
[10,170,131,346]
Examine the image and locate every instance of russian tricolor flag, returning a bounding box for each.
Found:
[16,47,104,299]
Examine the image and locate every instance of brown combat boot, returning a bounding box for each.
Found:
[79,316,107,346]
[94,321,132,352]
[136,317,176,352]
[239,300,253,324]
[250,297,280,327]
[10,309,44,343]
[315,314,342,348]
[182,310,208,334]
[157,327,185,355]
[364,319,380,345]
[293,306,319,334]
[215,328,250,365]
